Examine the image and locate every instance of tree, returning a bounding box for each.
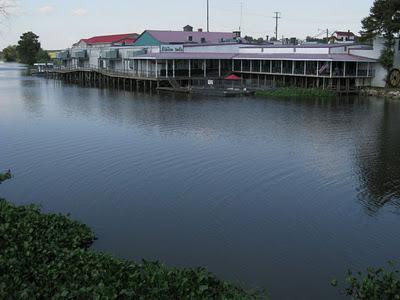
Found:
[306,36,328,44]
[36,48,50,63]
[361,0,400,82]
[244,35,266,44]
[16,32,41,65]
[2,45,17,62]
[361,0,400,40]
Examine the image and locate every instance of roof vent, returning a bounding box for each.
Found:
[183,25,193,32]
[198,28,203,32]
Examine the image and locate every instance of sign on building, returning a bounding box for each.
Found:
[160,45,184,53]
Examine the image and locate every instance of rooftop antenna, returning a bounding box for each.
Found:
[273,12,281,40]
[207,0,210,32]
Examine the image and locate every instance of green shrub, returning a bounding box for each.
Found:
[0,199,260,299]
[332,262,400,300]
[0,171,11,184]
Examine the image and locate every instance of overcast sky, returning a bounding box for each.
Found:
[0,0,374,50]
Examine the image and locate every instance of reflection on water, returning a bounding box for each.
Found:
[356,100,400,214]
[20,79,45,116]
[1,64,400,300]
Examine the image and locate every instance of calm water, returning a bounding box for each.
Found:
[1,63,400,299]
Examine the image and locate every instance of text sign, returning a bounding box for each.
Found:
[160,45,184,53]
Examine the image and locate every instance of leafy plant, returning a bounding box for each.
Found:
[0,171,11,184]
[16,32,41,66]
[332,262,400,300]
[0,199,261,299]
[1,45,18,62]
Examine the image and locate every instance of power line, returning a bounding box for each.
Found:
[273,12,281,40]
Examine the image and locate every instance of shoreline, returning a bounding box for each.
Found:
[255,87,336,98]
[360,87,400,99]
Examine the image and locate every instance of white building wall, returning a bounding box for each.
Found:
[348,38,386,87]
[239,46,330,54]
[184,44,252,53]
[371,64,387,87]
[88,49,101,67]
[349,38,384,59]
[295,48,329,54]
[329,46,348,54]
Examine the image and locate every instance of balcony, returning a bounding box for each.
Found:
[101,49,119,60]
[72,50,87,60]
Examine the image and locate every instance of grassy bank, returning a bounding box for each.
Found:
[255,87,336,98]
[0,198,260,299]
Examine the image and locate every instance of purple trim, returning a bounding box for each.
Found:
[129,52,376,63]
[131,52,236,60]
[239,43,367,49]
[234,53,376,62]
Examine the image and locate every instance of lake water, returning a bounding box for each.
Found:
[1,63,400,299]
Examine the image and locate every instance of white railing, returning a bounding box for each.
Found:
[52,65,159,79]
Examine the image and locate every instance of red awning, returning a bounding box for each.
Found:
[225,74,242,80]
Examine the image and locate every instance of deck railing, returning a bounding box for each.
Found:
[52,65,159,79]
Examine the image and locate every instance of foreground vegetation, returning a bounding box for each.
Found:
[2,170,399,299]
[0,196,259,299]
[0,170,11,183]
[255,88,335,98]
[332,262,400,300]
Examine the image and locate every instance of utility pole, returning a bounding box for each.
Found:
[273,12,281,41]
[239,2,243,32]
[207,0,210,32]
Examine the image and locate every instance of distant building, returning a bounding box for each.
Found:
[47,50,61,60]
[58,26,400,89]
[330,31,357,44]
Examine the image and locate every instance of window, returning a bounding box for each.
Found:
[188,36,193,42]
[201,37,206,43]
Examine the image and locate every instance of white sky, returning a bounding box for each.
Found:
[0,0,374,50]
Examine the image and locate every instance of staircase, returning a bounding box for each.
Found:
[168,78,182,89]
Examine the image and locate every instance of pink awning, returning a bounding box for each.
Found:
[225,74,241,80]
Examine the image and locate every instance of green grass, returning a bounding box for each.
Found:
[255,87,336,98]
[0,198,262,299]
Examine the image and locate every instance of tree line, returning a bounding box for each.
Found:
[1,32,50,65]
[361,0,400,77]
